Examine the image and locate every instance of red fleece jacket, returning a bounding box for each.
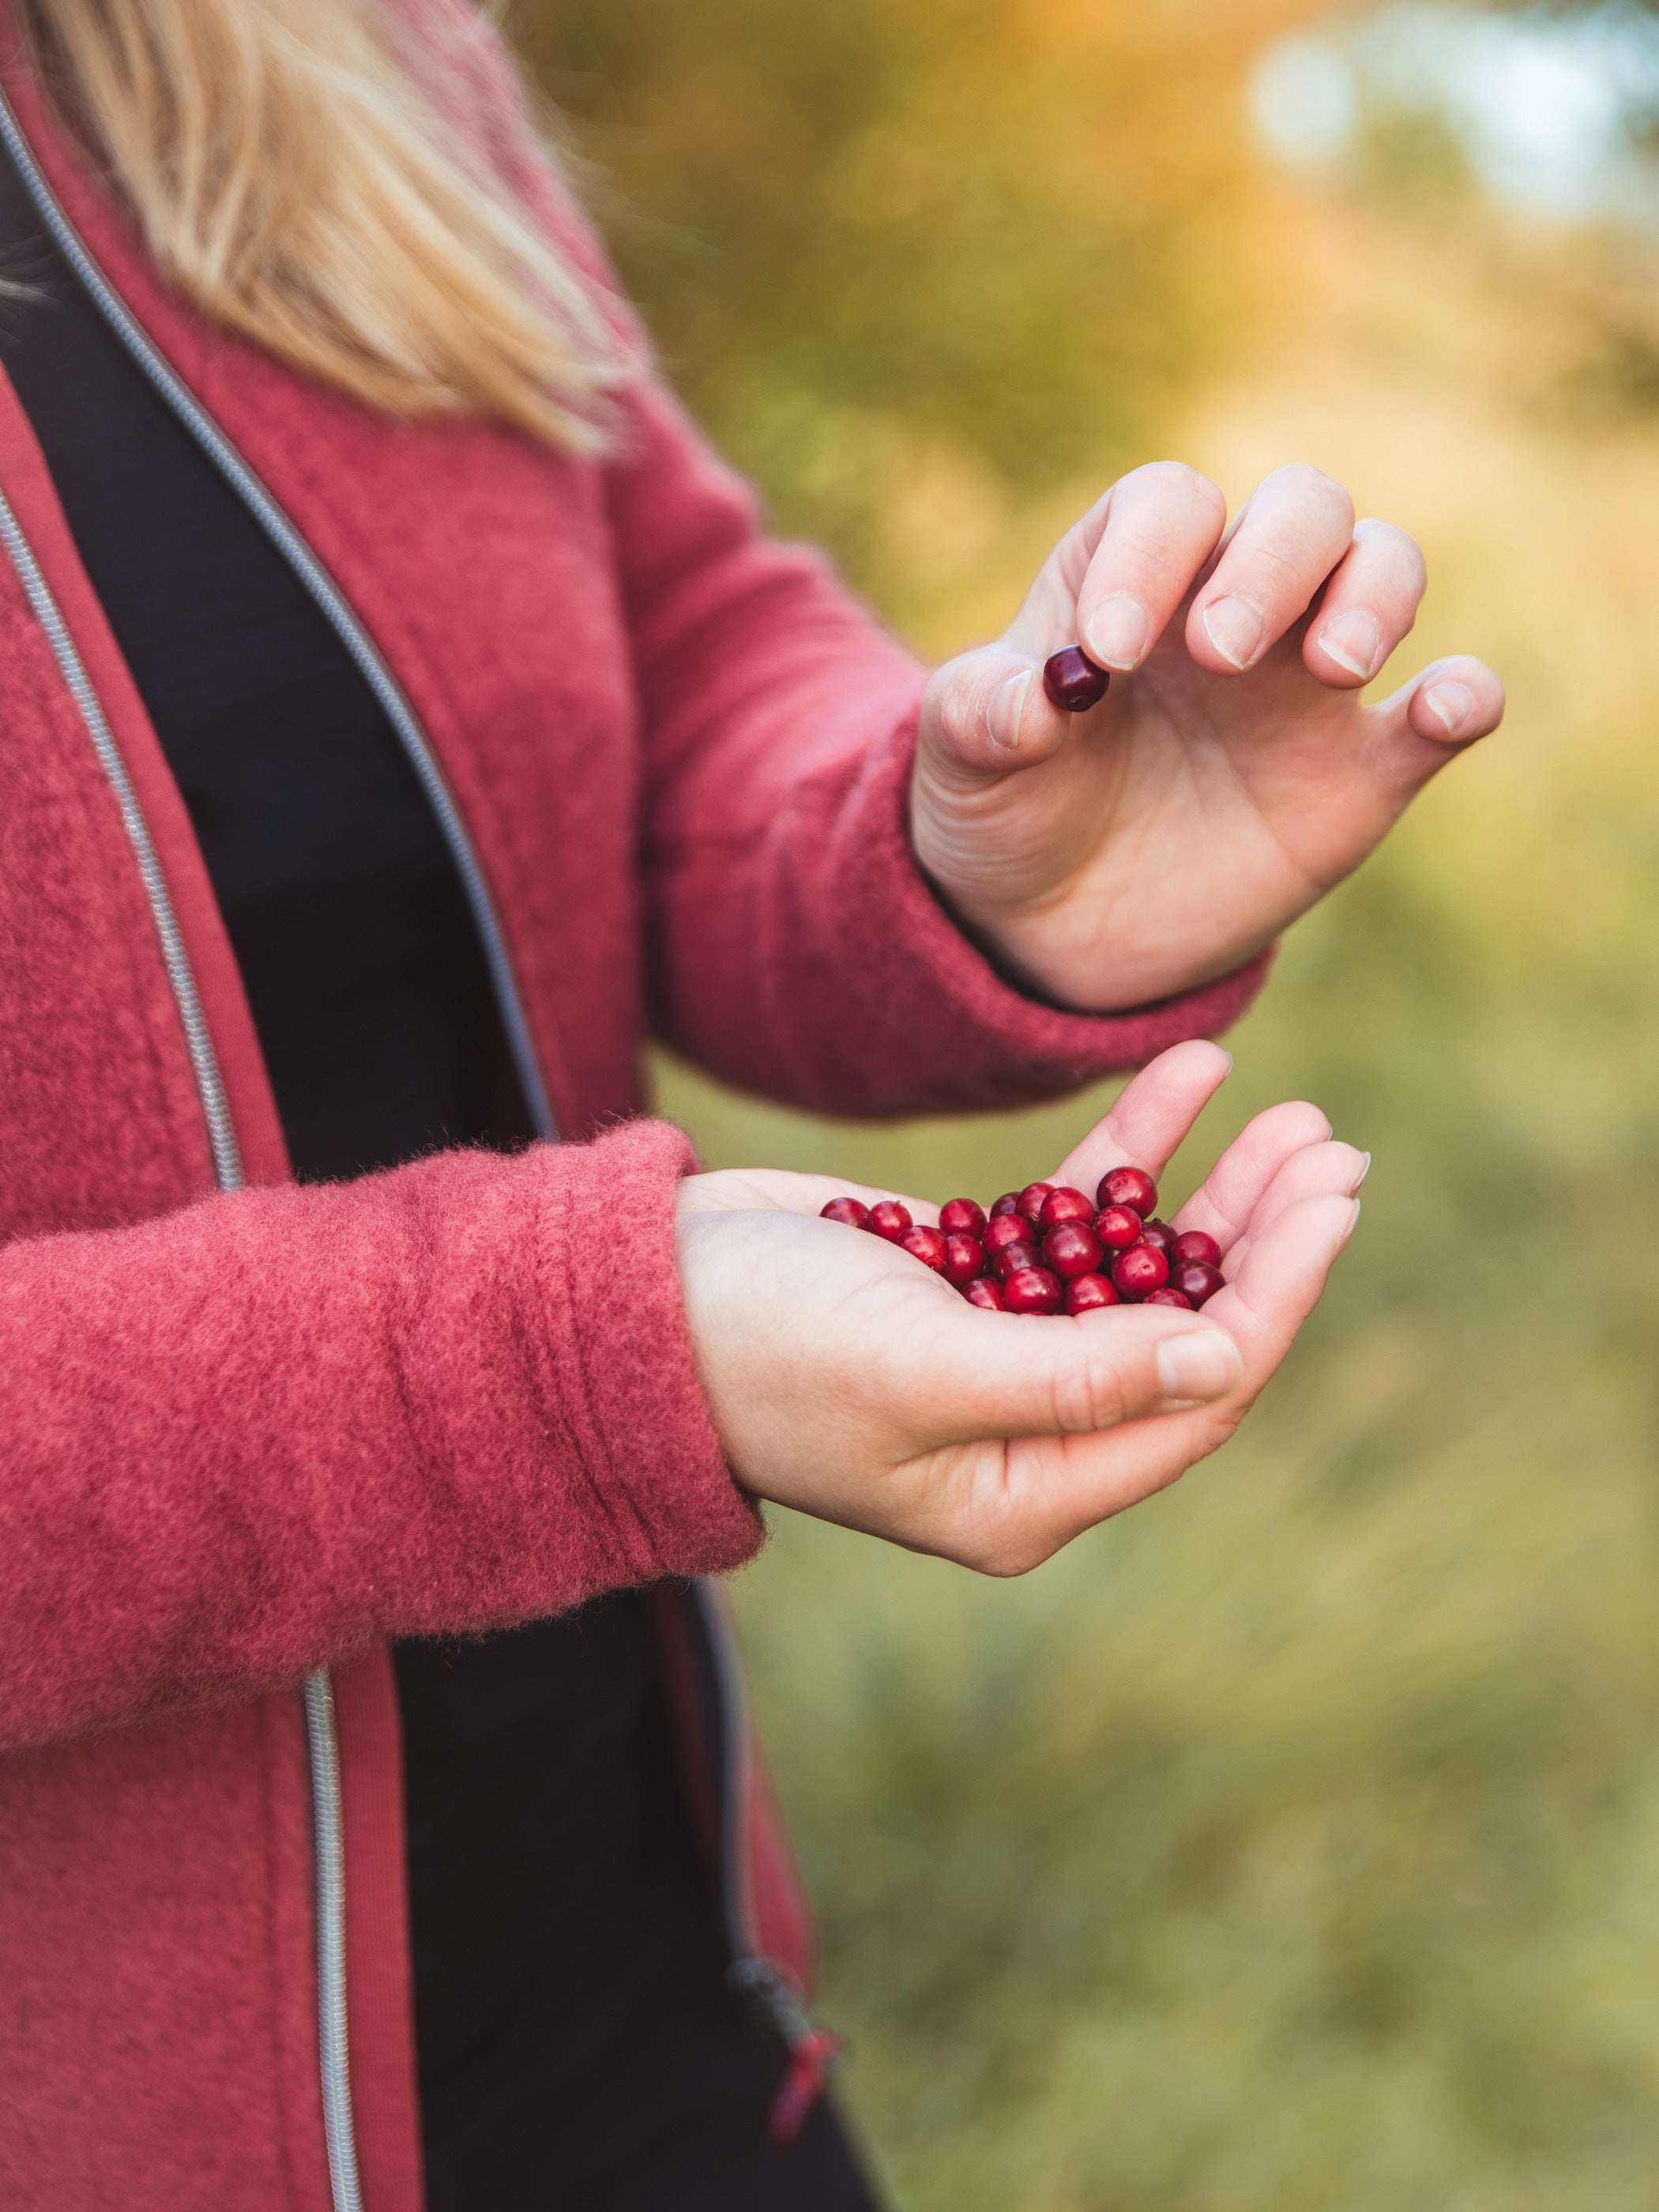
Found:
[0,6,1266,2205]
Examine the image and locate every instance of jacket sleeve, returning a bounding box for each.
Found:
[0,1122,758,1752]
[418,0,1270,1119]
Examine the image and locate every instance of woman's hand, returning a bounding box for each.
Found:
[675,1041,1364,1574]
[910,462,1506,1010]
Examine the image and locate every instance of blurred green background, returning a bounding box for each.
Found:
[530,2,1659,2203]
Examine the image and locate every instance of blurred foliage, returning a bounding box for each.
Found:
[522,3,1659,2206]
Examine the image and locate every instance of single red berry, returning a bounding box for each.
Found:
[819,1196,871,1231]
[943,1233,987,1288]
[1003,1265,1063,1314]
[1016,1182,1055,1224]
[940,1197,988,1239]
[901,1225,948,1273]
[1066,1273,1119,1314]
[1097,1166,1157,1217]
[1042,1221,1103,1279]
[984,1213,1033,1258]
[1138,1218,1176,1258]
[989,1191,1022,1219]
[991,1238,1042,1281]
[1042,645,1111,713]
[1038,1186,1094,1229]
[868,1200,912,1243]
[1093,1204,1143,1251]
[962,1277,1006,1311]
[1172,1258,1225,1307]
[1145,1287,1193,1309]
[1112,1244,1169,1300]
[1171,1228,1221,1270]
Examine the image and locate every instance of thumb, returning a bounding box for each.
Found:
[912,1299,1243,1450]
[918,641,1076,782]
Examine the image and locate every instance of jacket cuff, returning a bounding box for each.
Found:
[524,1120,762,1585]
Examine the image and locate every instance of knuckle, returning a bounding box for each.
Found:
[1048,1351,1130,1435]
[1134,458,1226,525]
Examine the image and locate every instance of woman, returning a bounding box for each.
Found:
[0,0,1503,2205]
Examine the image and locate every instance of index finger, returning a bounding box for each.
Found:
[1051,1040,1233,1198]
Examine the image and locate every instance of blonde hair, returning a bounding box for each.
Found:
[16,0,626,448]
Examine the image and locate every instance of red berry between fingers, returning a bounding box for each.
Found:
[1042,1221,1103,1279]
[1066,1273,1119,1314]
[991,1239,1041,1281]
[1145,1287,1193,1309]
[1042,645,1111,713]
[1097,1166,1157,1218]
[1112,1244,1169,1300]
[989,1191,1022,1220]
[1038,1186,1095,1229]
[943,1233,987,1288]
[1093,1204,1143,1251]
[868,1200,913,1242]
[984,1213,1033,1258]
[962,1277,1006,1311]
[901,1225,949,1273]
[1172,1258,1225,1307]
[1016,1181,1055,1224]
[1003,1265,1063,1315]
[819,1196,871,1231]
[940,1197,988,1239]
[1170,1228,1221,1270]
[1138,1219,1176,1258]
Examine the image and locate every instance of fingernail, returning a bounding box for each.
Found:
[1423,680,1476,737]
[1316,609,1382,680]
[988,670,1033,750]
[1353,1150,1371,1191]
[1084,594,1149,671]
[1157,1330,1242,1407]
[1201,595,1265,671]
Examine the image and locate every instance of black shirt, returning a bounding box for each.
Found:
[0,145,875,2212]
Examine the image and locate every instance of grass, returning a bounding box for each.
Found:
[645,184,1659,2207]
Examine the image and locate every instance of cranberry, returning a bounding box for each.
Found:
[943,1233,987,1288]
[1066,1273,1119,1314]
[940,1197,988,1239]
[1145,1287,1193,1309]
[1038,1186,1095,1228]
[1042,645,1111,713]
[901,1225,948,1273]
[1112,1244,1169,1300]
[868,1200,913,1243]
[1097,1166,1157,1217]
[962,1277,1006,1311]
[991,1238,1042,1281]
[1003,1265,1063,1315]
[820,1196,871,1231]
[989,1192,1022,1219]
[1171,1228,1221,1270]
[1093,1204,1143,1251]
[1016,1182,1055,1224]
[984,1213,1033,1258]
[1138,1219,1176,1258]
[1172,1258,1224,1307]
[1042,1221,1103,1278]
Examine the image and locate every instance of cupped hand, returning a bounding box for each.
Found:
[910,461,1506,1010]
[675,1041,1365,1574]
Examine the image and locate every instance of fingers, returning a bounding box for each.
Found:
[1372,652,1507,765]
[916,1296,1243,1452]
[1202,1192,1361,1381]
[1302,517,1427,689]
[1051,1040,1234,1195]
[1217,1139,1369,1274]
[1170,1100,1337,1247]
[1187,465,1356,675]
[1070,462,1228,672]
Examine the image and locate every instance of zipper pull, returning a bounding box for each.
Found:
[727,1956,844,2143]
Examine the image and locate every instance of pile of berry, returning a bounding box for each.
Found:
[820,1171,1224,1316]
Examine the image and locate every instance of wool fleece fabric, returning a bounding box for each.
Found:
[0,2,1267,2204]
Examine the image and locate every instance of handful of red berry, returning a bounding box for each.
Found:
[820,1170,1224,1316]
